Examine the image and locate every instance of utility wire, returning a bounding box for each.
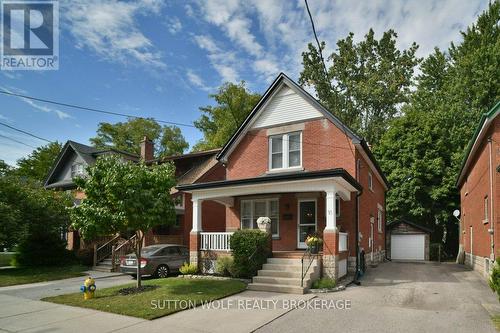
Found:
[0,133,37,149]
[304,0,357,160]
[0,90,197,128]
[0,121,52,143]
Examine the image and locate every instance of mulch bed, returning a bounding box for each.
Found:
[118,285,158,295]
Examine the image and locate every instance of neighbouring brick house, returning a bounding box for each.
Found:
[44,139,226,270]
[177,73,389,292]
[457,101,500,278]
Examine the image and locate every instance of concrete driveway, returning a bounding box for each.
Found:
[257,261,499,333]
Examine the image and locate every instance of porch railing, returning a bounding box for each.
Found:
[339,232,348,252]
[111,235,137,271]
[93,234,121,266]
[200,232,233,251]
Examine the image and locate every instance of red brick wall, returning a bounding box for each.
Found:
[224,193,359,252]
[460,117,500,258]
[356,149,386,256]
[226,118,356,179]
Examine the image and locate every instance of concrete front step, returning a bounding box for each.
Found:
[258,269,312,279]
[252,275,311,286]
[262,263,318,271]
[247,283,306,294]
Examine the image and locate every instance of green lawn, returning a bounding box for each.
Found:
[0,265,87,287]
[43,278,247,320]
[0,253,14,267]
[492,315,500,331]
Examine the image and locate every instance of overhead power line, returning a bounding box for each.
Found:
[0,121,52,143]
[0,133,37,149]
[0,90,197,128]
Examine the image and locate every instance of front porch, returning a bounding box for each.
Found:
[177,169,361,283]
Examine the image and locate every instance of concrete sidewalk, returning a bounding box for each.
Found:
[0,290,315,333]
[0,270,132,300]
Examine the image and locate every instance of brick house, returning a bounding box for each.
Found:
[44,139,226,270]
[177,73,388,292]
[457,101,500,278]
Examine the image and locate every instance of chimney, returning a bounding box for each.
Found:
[140,136,154,161]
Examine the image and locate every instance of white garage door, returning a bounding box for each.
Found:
[391,234,425,260]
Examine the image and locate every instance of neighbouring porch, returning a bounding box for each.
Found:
[178,169,362,280]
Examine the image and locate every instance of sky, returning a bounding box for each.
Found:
[0,0,490,165]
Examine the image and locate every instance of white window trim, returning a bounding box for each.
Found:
[297,198,317,249]
[377,208,383,233]
[175,194,185,210]
[483,196,489,224]
[71,163,85,179]
[268,131,302,171]
[368,172,374,192]
[240,198,280,237]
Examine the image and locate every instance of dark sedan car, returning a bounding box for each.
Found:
[120,244,189,278]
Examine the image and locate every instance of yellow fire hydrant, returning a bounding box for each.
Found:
[80,277,96,300]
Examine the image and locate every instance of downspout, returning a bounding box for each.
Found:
[488,137,495,262]
[347,158,362,287]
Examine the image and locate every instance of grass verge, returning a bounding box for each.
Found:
[0,265,87,287]
[43,278,247,320]
[492,315,500,331]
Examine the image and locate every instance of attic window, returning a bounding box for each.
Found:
[71,163,85,178]
[269,132,302,170]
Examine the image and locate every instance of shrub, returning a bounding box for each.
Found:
[15,232,75,267]
[312,277,336,289]
[490,258,500,301]
[216,256,234,276]
[179,262,198,275]
[230,229,270,278]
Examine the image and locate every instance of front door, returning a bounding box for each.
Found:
[298,200,317,249]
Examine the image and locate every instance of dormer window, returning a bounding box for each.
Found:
[269,132,302,170]
[71,163,85,178]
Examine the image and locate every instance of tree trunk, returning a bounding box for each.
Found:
[135,231,144,289]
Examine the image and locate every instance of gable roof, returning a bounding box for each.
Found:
[44,141,139,189]
[387,219,433,233]
[215,72,389,189]
[216,73,361,163]
[456,101,500,187]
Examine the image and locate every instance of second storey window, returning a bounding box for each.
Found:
[368,172,373,191]
[269,132,302,170]
[484,196,489,223]
[71,163,85,178]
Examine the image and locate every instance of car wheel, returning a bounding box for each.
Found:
[155,265,170,278]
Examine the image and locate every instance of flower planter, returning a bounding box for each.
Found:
[309,244,320,254]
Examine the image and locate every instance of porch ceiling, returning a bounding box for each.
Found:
[177,168,361,204]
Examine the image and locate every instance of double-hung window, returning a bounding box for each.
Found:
[240,198,279,237]
[269,132,302,170]
[484,196,489,223]
[377,208,383,232]
[368,172,373,191]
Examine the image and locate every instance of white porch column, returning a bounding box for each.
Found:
[192,198,203,232]
[325,187,337,231]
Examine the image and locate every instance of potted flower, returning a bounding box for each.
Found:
[256,217,272,234]
[305,234,323,254]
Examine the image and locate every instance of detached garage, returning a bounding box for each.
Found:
[387,220,432,261]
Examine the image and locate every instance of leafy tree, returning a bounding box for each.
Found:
[90,118,189,157]
[194,82,261,151]
[300,29,420,146]
[70,155,177,288]
[159,125,189,157]
[14,142,62,183]
[0,160,11,177]
[0,176,72,261]
[375,2,500,256]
